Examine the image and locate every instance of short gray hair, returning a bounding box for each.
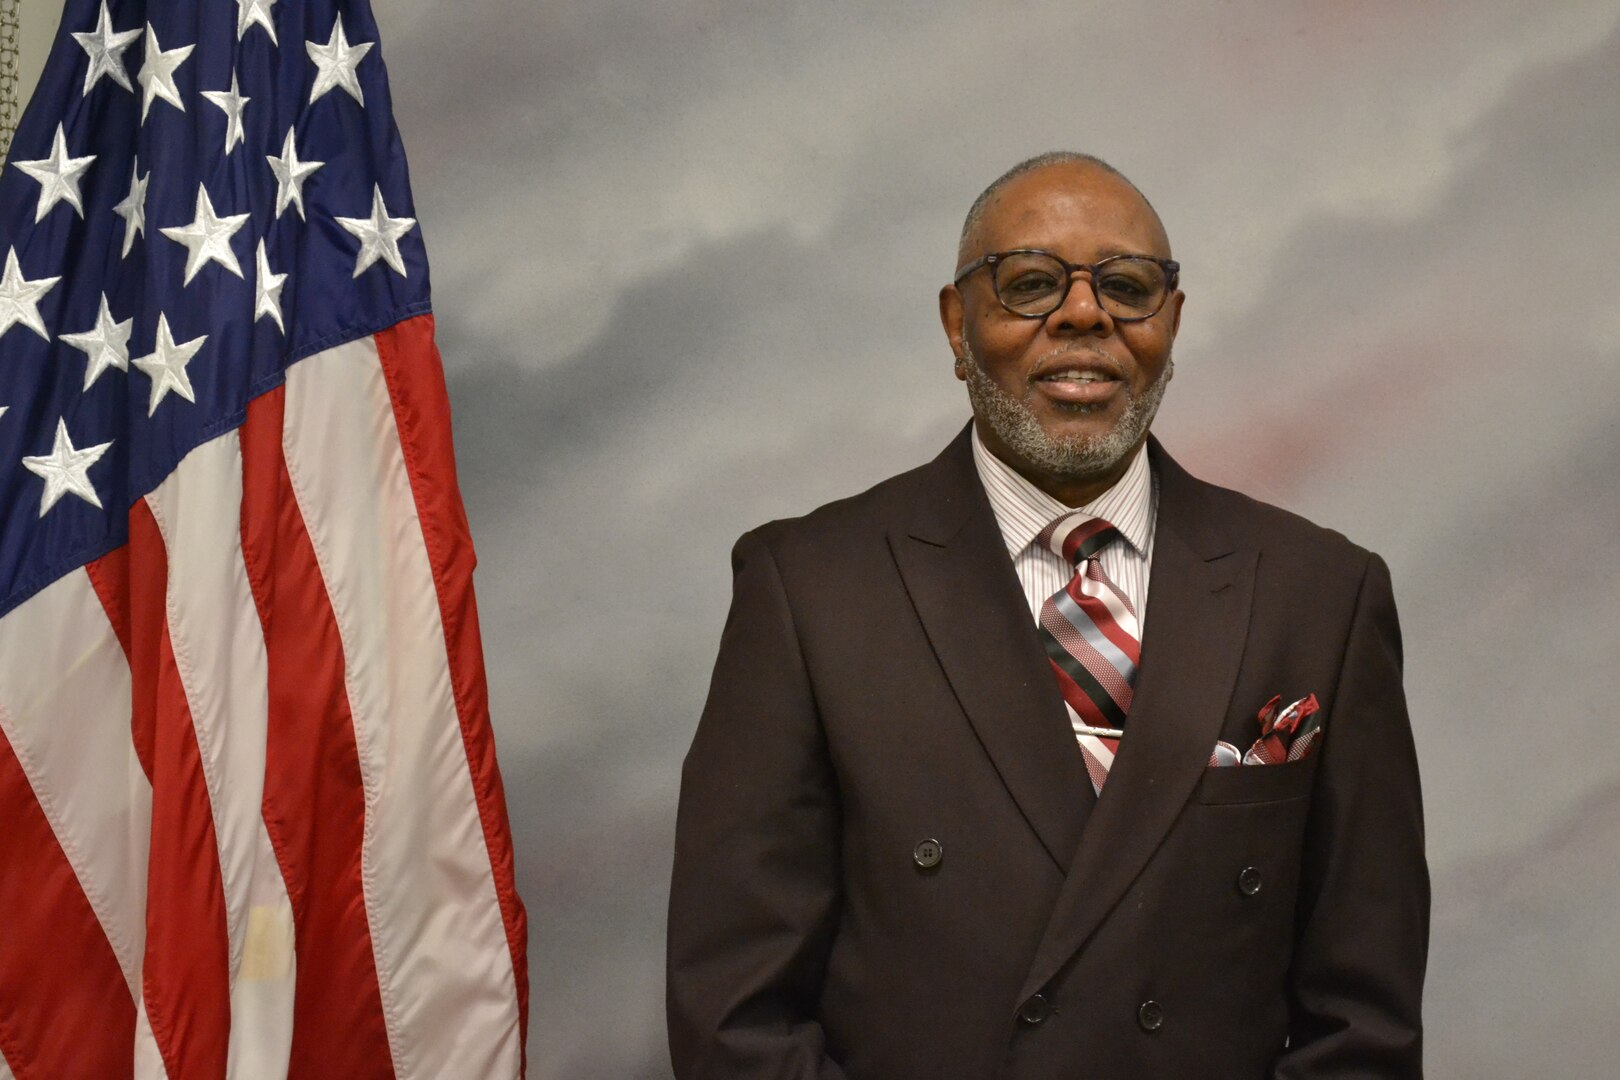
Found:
[956,151,1160,265]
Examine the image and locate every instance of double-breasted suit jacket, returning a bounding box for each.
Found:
[667,425,1428,1079]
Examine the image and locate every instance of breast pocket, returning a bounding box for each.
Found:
[1194,755,1320,805]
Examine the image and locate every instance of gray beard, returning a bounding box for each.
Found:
[960,341,1173,482]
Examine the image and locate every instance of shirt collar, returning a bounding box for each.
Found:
[970,424,1155,561]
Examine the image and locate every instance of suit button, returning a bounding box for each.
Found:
[1017,993,1051,1026]
[912,838,943,869]
[1237,866,1263,896]
[1137,1000,1164,1032]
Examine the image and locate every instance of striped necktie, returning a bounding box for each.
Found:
[1035,514,1142,794]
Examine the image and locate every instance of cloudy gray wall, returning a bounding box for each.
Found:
[22,2,1620,1076]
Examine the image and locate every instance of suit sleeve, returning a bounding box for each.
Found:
[1277,551,1430,1079]
[667,530,849,1080]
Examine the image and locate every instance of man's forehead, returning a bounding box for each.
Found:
[971,163,1170,259]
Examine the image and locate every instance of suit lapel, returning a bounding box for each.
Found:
[1021,437,1257,999]
[889,426,1093,872]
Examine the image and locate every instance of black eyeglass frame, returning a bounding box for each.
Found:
[952,249,1181,322]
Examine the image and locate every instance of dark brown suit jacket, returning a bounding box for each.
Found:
[667,427,1428,1079]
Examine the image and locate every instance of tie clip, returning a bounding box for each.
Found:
[1074,725,1125,739]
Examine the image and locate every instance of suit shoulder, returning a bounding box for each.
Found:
[733,459,931,568]
[1192,474,1376,576]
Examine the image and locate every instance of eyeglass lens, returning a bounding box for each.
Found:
[992,253,1169,319]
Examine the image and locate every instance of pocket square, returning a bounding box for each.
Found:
[1207,693,1324,767]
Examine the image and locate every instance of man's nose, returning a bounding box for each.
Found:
[1046,272,1114,337]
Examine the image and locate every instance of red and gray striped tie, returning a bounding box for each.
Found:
[1035,514,1141,794]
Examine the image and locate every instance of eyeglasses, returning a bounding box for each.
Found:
[953,250,1180,322]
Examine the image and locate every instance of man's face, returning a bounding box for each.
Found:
[940,163,1183,497]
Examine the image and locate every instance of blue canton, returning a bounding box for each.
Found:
[0,0,430,617]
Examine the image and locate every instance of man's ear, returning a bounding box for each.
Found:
[939,284,968,381]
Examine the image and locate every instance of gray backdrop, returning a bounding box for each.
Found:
[23,1,1620,1076]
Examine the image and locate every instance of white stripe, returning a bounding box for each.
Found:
[282,337,520,1079]
[134,997,172,1080]
[0,1041,12,1080]
[1078,734,1116,771]
[145,435,295,1080]
[0,569,147,995]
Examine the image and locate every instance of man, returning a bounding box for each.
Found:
[667,152,1428,1079]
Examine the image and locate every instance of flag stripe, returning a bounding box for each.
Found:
[0,721,134,1079]
[121,516,176,1080]
[85,544,134,663]
[144,436,298,1078]
[128,498,231,1080]
[0,567,147,994]
[239,385,396,1079]
[87,546,174,1080]
[86,545,159,781]
[283,335,521,1079]
[374,315,529,1050]
[133,1001,171,1080]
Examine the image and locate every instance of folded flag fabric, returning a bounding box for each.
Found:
[0,1,527,1076]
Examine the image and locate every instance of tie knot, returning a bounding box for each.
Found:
[1038,513,1121,566]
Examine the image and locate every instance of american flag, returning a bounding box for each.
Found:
[0,1,528,1077]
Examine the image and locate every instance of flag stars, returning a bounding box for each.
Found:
[132,314,205,415]
[266,128,323,219]
[255,240,287,333]
[0,248,60,341]
[22,418,112,515]
[60,293,133,389]
[236,0,279,44]
[113,161,150,258]
[138,24,193,123]
[306,16,372,106]
[336,185,416,278]
[72,1,142,96]
[202,73,252,155]
[12,124,96,222]
[161,184,250,285]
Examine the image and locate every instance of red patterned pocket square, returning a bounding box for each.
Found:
[1208,694,1323,767]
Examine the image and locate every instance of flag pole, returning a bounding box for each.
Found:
[0,0,18,165]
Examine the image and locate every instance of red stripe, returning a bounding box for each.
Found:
[1065,577,1141,663]
[238,386,394,1079]
[373,315,529,1064]
[128,498,231,1079]
[1048,658,1113,730]
[0,721,136,1079]
[87,545,154,780]
[1060,517,1113,562]
[84,546,132,660]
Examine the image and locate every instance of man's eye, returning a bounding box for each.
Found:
[1099,275,1151,302]
[1003,273,1060,296]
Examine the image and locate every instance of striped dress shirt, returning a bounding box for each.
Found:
[970,426,1159,632]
